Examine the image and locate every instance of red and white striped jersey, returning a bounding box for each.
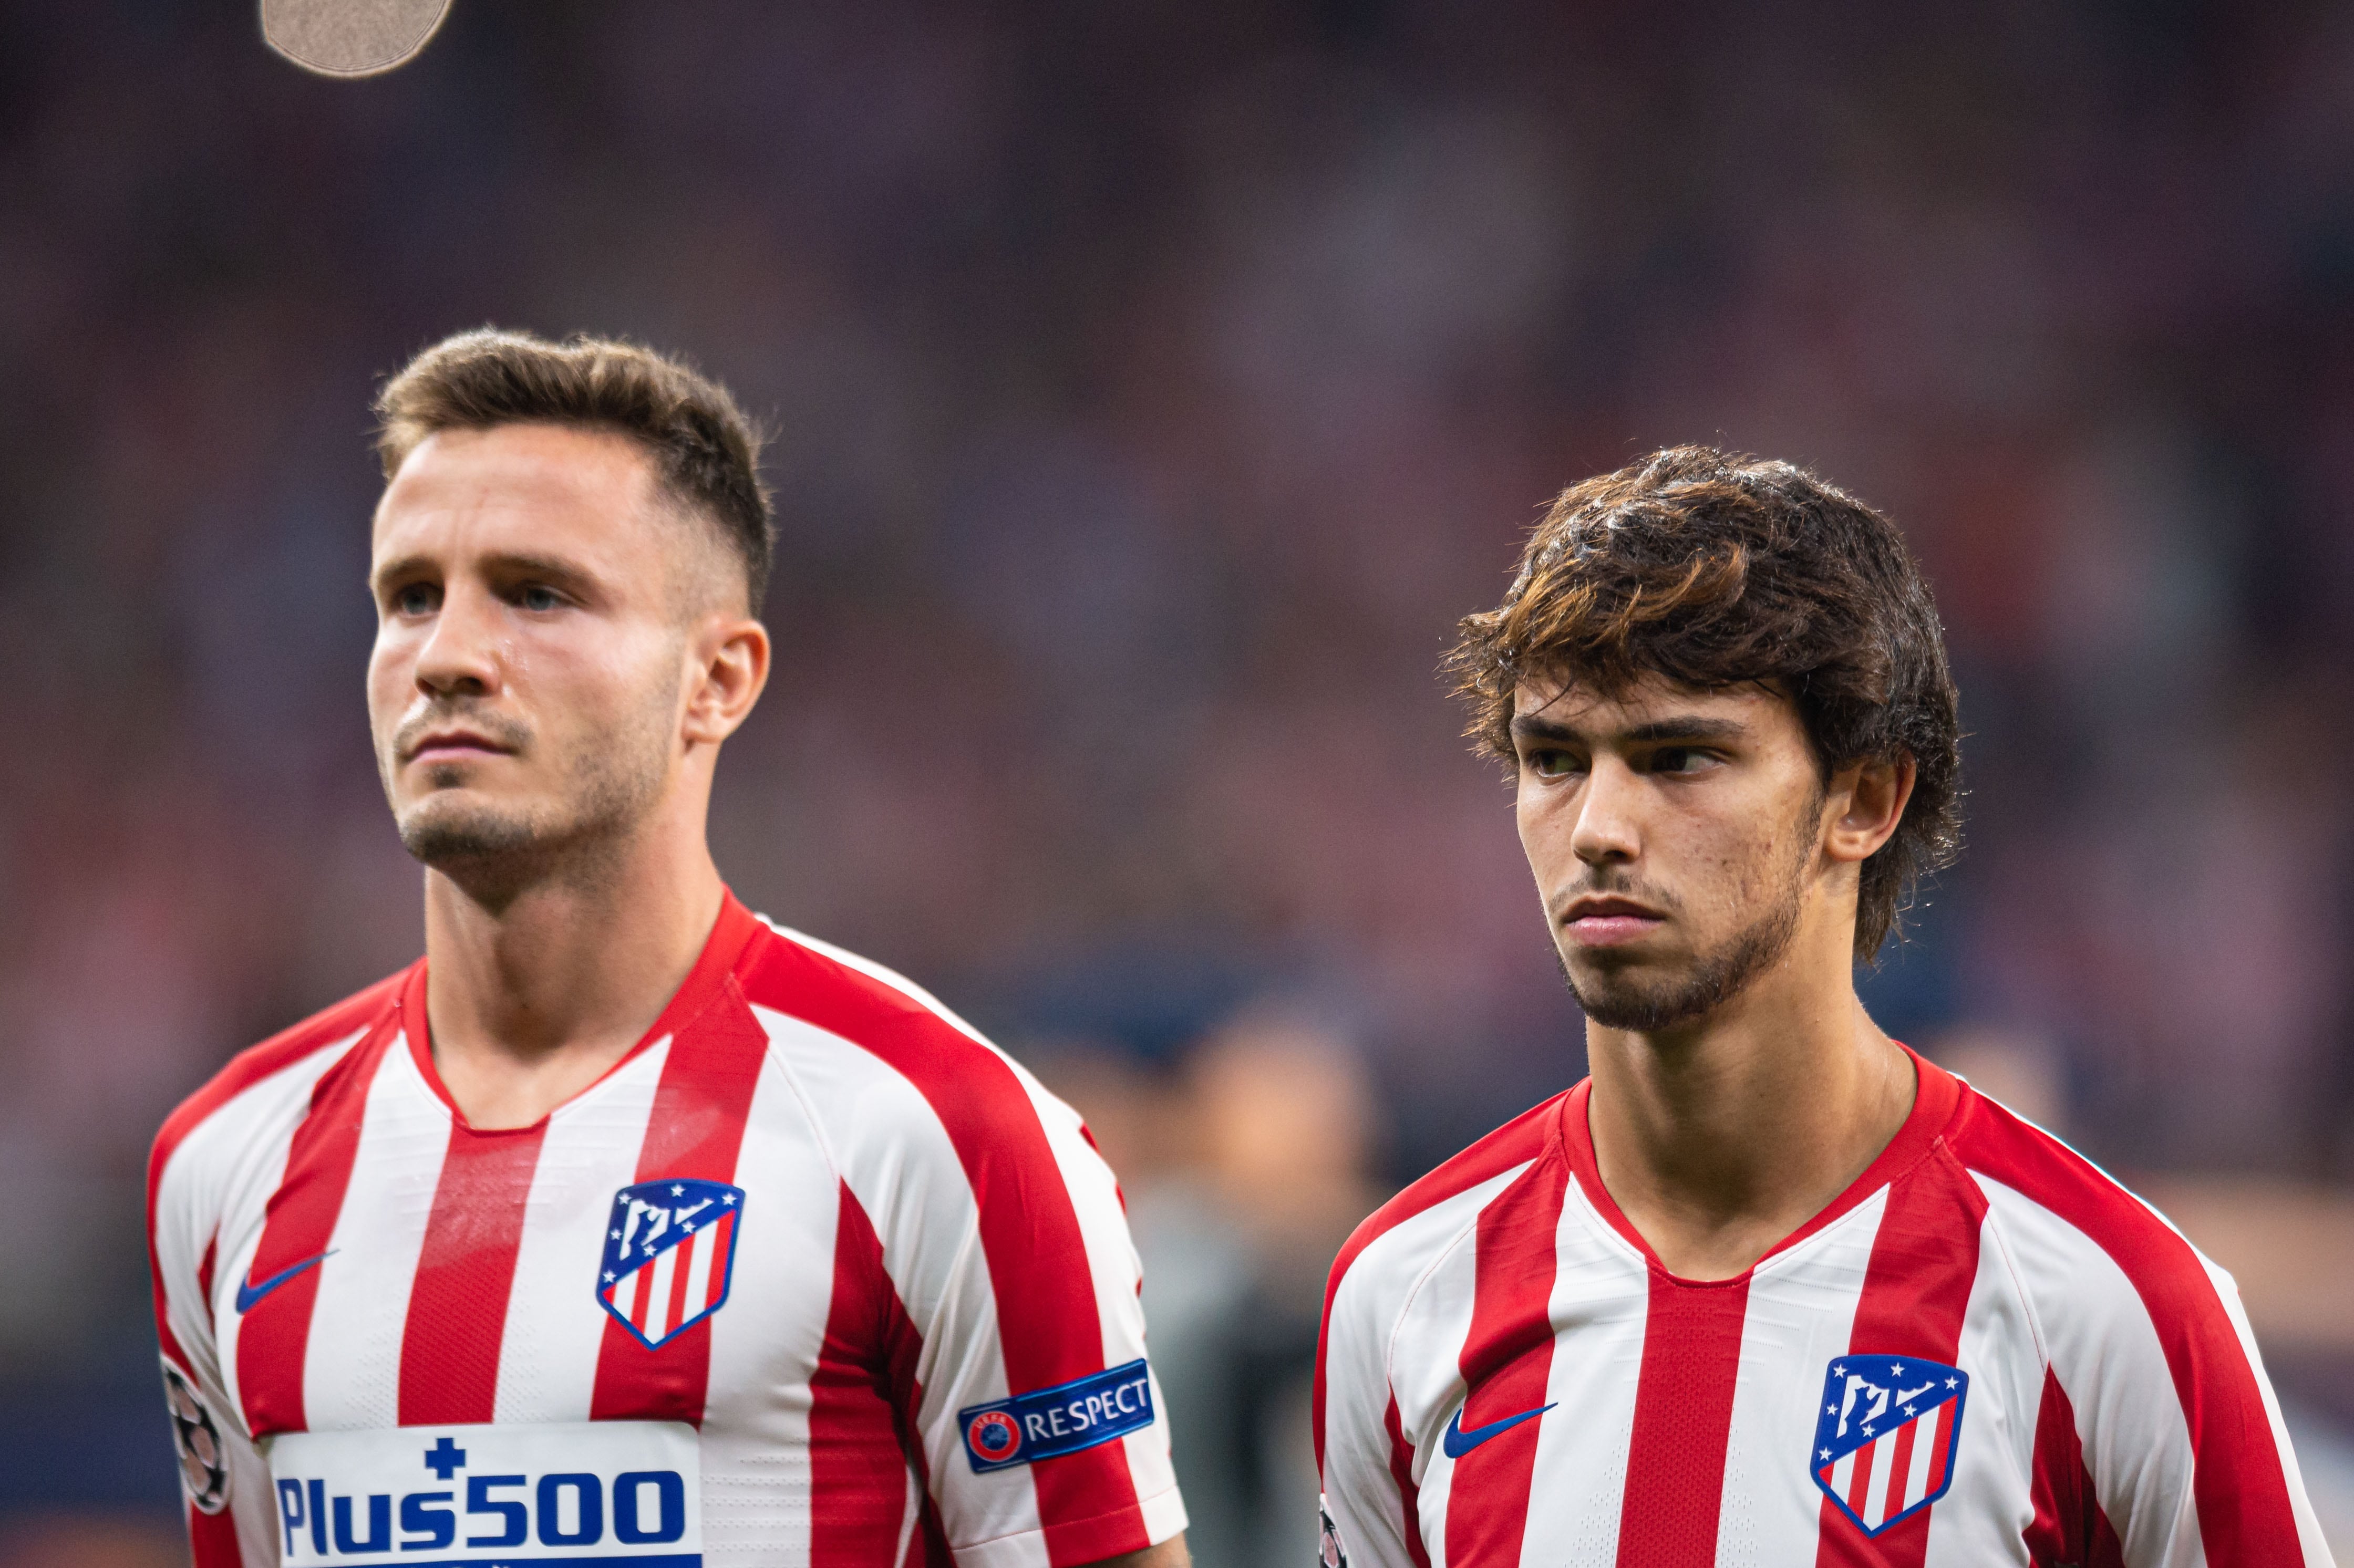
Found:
[1314,1052,2334,1568]
[149,895,1186,1568]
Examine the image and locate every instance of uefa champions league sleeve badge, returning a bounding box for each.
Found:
[1811,1355,1967,1537]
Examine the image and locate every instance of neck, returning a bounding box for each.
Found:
[1582,902,1916,1281]
[420,794,726,1129]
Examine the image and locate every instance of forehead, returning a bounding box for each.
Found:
[1510,671,1794,738]
[370,423,661,566]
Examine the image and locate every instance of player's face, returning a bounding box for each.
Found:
[366,424,707,882]
[1511,674,1829,1033]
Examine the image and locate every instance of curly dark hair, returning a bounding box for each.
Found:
[375,327,775,612]
[1447,445,1961,962]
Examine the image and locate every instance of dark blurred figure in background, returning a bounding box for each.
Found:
[8,0,2354,1559]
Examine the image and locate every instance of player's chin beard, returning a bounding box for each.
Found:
[395,716,672,910]
[1560,835,1813,1035]
[1562,892,1802,1033]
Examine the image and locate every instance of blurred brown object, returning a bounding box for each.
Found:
[0,1515,185,1568]
[2137,1176,2354,1355]
[1186,1010,1386,1309]
[1929,1025,2069,1133]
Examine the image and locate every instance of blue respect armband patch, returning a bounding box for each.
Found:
[958,1359,1155,1473]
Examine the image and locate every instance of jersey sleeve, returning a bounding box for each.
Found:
[1316,1252,1425,1568]
[149,1125,275,1567]
[777,992,1186,1568]
[1968,1123,2334,1566]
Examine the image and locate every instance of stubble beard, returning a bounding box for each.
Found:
[1557,802,1819,1034]
[386,687,677,908]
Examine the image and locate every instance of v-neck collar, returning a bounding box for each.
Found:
[397,891,763,1133]
[1555,1043,1963,1286]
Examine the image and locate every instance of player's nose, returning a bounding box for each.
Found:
[411,582,504,697]
[1569,755,1642,865]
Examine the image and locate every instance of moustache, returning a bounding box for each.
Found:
[394,703,532,761]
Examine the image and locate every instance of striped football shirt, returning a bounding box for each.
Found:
[1314,1051,2333,1567]
[149,894,1186,1568]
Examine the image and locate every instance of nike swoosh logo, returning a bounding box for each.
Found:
[1442,1401,1556,1458]
[235,1250,334,1313]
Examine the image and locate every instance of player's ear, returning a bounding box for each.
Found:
[1823,752,1914,865]
[683,616,770,746]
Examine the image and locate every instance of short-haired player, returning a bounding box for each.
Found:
[149,330,1190,1568]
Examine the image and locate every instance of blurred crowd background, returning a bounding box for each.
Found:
[7,0,2354,1561]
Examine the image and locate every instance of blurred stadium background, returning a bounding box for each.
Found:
[7,1,2354,1562]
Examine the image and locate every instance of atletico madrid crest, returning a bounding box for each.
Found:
[1811,1354,1967,1537]
[596,1178,745,1351]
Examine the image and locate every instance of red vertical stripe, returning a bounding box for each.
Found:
[2023,1366,2126,1567]
[1443,1156,1570,1568]
[185,1502,245,1567]
[235,1019,401,1439]
[587,978,768,1424]
[1884,1418,1919,1520]
[1381,1396,1432,1568]
[1317,1096,1564,1484]
[665,1233,698,1334]
[1959,1097,2308,1566]
[744,937,1147,1568]
[1922,1403,1952,1497]
[811,1184,928,1568]
[397,1123,547,1425]
[1615,1274,1751,1567]
[1813,1141,1986,1566]
[1845,1440,1877,1520]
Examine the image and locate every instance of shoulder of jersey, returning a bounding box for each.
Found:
[1941,1076,2193,1252]
[1324,1087,1572,1311]
[736,917,999,1051]
[149,962,415,1178]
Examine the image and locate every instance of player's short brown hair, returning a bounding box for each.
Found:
[375,328,775,612]
[1447,445,1961,961]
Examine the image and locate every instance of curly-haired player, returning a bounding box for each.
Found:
[1314,448,2330,1566]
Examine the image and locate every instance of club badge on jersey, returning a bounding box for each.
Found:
[1811,1354,1968,1537]
[596,1179,745,1351]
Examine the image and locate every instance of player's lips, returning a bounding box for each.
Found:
[405,729,510,764]
[1562,895,1666,947]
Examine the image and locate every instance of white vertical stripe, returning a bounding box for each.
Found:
[1863,1433,1897,1525]
[752,1000,1050,1565]
[699,1046,840,1567]
[684,1218,718,1313]
[1904,1406,1940,1512]
[1515,1182,1651,1568]
[1920,1199,2036,1568]
[492,1037,668,1422]
[643,1240,680,1341]
[1320,1164,1527,1568]
[302,1037,449,1430]
[162,1032,364,1424]
[1388,1195,1486,1568]
[1711,1184,1886,1566]
[1975,1180,2204,1568]
[1830,1447,1856,1497]
[154,1026,364,1568]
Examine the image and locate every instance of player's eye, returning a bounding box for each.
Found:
[1525,748,1581,780]
[517,584,564,612]
[391,582,439,616]
[1648,746,1718,775]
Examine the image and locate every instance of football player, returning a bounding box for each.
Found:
[1314,448,2331,1566]
[149,329,1190,1568]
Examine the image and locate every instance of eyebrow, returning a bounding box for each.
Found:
[369,551,599,593]
[1509,713,1750,745]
